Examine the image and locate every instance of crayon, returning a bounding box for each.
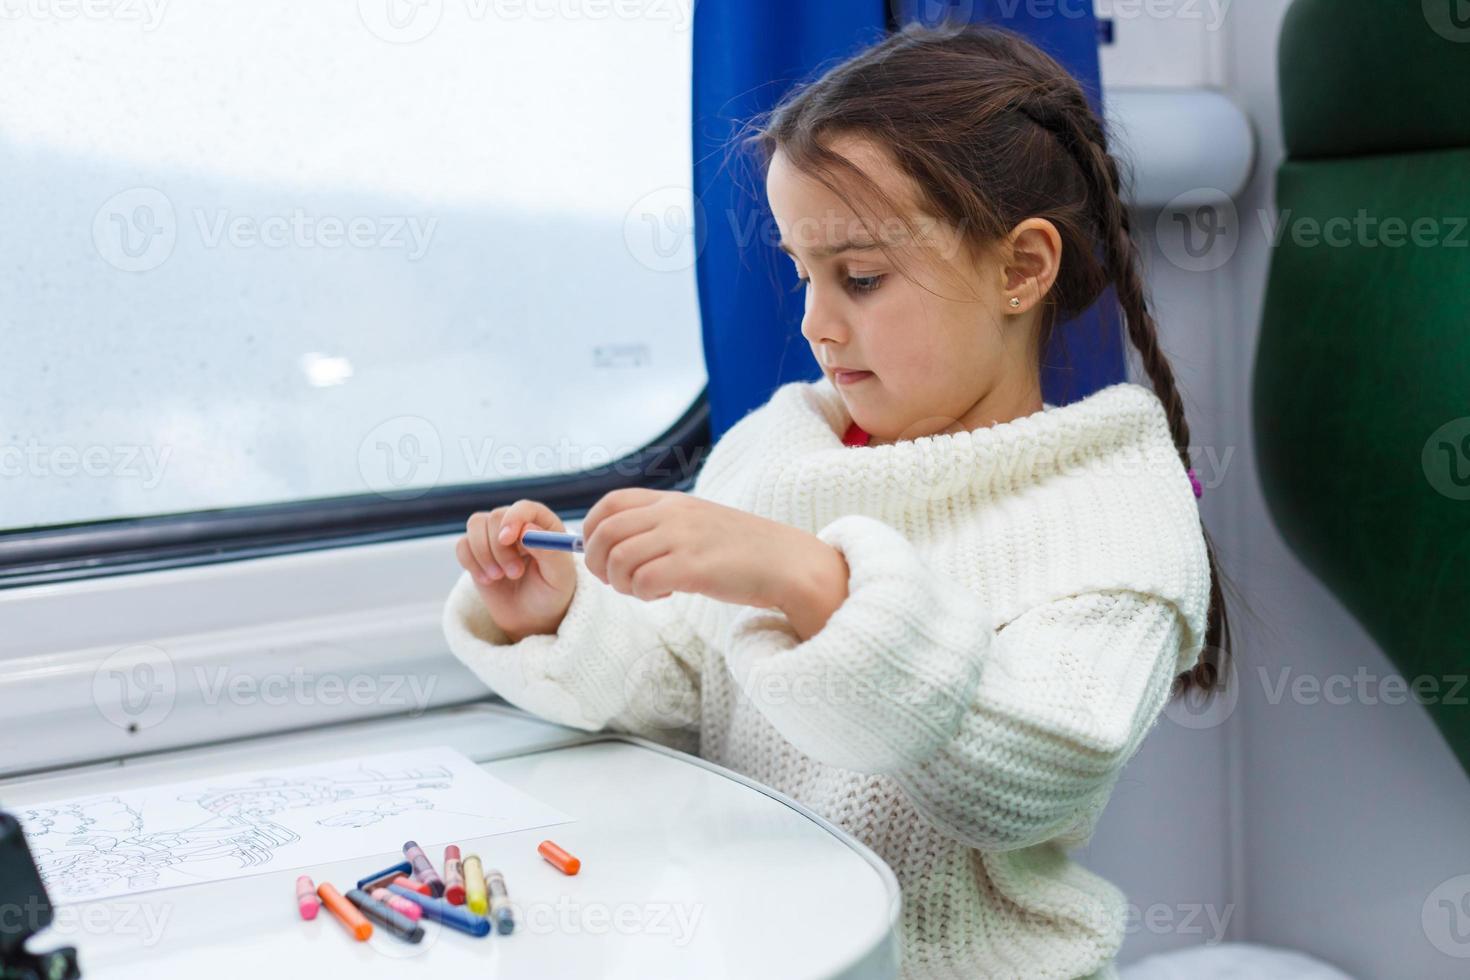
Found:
[538,839,580,875]
[385,873,431,896]
[318,882,372,941]
[443,845,466,906]
[486,869,515,935]
[347,888,425,944]
[387,883,491,937]
[357,860,413,892]
[402,840,445,897]
[372,886,424,920]
[372,887,424,921]
[463,855,487,916]
[296,875,320,920]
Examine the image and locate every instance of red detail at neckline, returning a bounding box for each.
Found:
[841,421,871,447]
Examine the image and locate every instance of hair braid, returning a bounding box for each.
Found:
[1016,87,1231,694]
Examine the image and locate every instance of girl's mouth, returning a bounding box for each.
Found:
[834,370,874,385]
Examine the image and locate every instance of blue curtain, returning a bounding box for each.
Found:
[693,1,1121,439]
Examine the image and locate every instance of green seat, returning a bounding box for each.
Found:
[1254,0,1470,773]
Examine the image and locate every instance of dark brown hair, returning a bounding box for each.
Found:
[743,21,1234,698]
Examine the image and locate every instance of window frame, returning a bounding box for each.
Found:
[0,388,710,589]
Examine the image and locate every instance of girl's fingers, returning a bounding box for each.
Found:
[625,552,677,602]
[602,528,672,598]
[491,499,566,579]
[488,511,527,579]
[456,537,498,585]
[465,511,504,581]
[582,487,659,541]
[584,504,662,584]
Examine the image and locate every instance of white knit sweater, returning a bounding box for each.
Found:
[442,377,1211,980]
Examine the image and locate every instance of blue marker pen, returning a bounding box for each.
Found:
[520,529,584,553]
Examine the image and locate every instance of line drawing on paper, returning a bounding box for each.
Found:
[20,763,455,901]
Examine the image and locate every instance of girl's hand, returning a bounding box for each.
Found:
[581,489,846,627]
[455,500,577,642]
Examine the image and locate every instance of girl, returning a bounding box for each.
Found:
[444,21,1231,980]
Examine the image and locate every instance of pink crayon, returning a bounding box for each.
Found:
[296,875,321,920]
[372,887,424,921]
[402,840,445,897]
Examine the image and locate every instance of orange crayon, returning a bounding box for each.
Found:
[538,839,580,876]
[318,882,372,941]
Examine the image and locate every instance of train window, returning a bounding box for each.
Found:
[0,1,704,536]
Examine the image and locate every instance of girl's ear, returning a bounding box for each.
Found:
[1000,218,1063,313]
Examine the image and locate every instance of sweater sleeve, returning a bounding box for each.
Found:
[442,557,705,751]
[721,513,1191,851]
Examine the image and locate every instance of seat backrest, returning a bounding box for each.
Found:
[1253,0,1470,773]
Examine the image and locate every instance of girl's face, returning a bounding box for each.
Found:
[765,136,1055,445]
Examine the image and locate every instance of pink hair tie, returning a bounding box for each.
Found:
[1187,468,1204,499]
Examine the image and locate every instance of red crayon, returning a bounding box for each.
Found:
[388,873,431,896]
[443,845,466,906]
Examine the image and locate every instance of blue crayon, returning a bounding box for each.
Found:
[387,883,491,937]
[519,530,584,553]
[357,860,413,891]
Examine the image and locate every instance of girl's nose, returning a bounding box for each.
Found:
[800,288,849,347]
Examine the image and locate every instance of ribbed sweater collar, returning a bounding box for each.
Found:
[746,377,1192,531]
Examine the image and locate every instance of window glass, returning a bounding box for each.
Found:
[0,0,704,529]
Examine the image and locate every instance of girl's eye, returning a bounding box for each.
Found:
[789,274,885,295]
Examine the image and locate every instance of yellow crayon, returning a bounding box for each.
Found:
[463,854,488,916]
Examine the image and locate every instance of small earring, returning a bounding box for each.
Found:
[1009,297,1022,309]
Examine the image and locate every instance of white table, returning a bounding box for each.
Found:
[2,702,901,979]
